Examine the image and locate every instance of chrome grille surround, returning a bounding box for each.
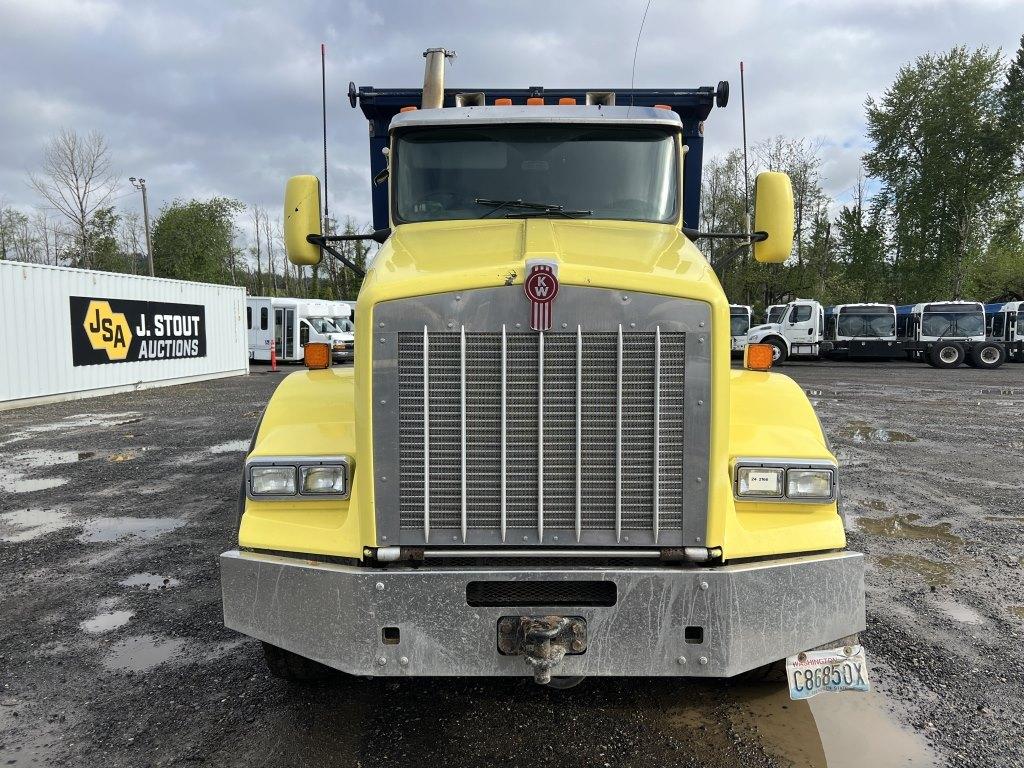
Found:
[373,286,711,548]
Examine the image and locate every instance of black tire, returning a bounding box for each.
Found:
[929,341,964,369]
[767,338,788,364]
[262,642,335,683]
[967,342,1005,370]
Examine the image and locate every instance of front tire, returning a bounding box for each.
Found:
[967,342,1005,370]
[928,341,964,369]
[767,338,788,364]
[262,642,335,683]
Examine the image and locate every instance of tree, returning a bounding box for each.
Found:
[151,197,244,283]
[29,129,118,269]
[864,46,1017,300]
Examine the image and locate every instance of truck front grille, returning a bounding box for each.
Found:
[395,327,686,544]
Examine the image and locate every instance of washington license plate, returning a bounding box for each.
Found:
[786,645,870,700]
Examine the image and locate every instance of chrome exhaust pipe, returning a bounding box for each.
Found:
[422,47,455,109]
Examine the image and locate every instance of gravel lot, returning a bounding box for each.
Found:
[1,359,1022,767]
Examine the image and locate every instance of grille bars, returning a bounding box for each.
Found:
[615,324,623,542]
[575,325,583,543]
[422,325,430,543]
[537,331,545,542]
[500,325,507,542]
[653,325,661,543]
[460,325,467,543]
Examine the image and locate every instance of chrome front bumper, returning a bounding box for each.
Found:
[220,549,864,678]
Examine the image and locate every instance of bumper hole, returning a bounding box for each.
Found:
[684,625,704,644]
[382,626,400,645]
[466,580,616,607]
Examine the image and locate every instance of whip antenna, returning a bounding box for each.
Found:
[740,60,750,229]
[629,0,653,111]
[321,42,329,235]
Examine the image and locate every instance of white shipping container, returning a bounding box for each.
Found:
[0,261,248,410]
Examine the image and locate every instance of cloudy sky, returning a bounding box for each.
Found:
[1,0,1022,233]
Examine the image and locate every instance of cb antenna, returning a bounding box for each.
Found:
[628,0,653,111]
[740,60,750,231]
[321,42,330,236]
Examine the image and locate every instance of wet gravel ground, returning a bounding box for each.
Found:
[1,359,1021,767]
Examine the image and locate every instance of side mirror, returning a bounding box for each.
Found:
[284,175,323,267]
[752,171,794,264]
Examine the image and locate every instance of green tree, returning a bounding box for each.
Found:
[864,46,1017,301]
[86,207,128,273]
[152,197,243,282]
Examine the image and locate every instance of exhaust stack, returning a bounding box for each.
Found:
[422,47,455,109]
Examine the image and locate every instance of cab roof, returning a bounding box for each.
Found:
[388,105,683,131]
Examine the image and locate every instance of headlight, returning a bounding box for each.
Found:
[301,465,348,495]
[736,466,784,497]
[786,468,834,499]
[250,466,296,495]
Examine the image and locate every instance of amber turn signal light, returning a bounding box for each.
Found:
[744,343,774,371]
[526,97,544,105]
[304,342,332,370]
[494,98,513,106]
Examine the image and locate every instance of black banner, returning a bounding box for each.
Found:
[69,296,207,366]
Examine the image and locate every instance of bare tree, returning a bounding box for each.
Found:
[29,129,118,269]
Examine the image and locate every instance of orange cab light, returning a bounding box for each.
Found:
[653,104,671,110]
[558,97,576,105]
[304,342,332,370]
[526,97,544,105]
[744,343,774,372]
[494,98,513,106]
[399,105,418,113]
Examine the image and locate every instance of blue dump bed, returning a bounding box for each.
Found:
[352,84,725,231]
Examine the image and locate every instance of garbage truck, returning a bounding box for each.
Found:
[220,49,865,691]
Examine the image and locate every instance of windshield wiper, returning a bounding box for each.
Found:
[475,198,563,218]
[506,208,593,219]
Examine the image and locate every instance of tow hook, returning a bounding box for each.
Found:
[497,615,587,685]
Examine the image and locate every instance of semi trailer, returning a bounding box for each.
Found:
[221,49,865,692]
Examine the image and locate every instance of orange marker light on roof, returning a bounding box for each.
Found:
[558,97,576,105]
[304,342,332,370]
[744,343,774,372]
[653,104,671,110]
[526,97,544,105]
[399,105,418,113]
[494,98,513,106]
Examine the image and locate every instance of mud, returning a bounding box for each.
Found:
[1,359,1021,767]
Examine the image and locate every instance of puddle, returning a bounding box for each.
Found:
[209,439,249,454]
[875,554,953,586]
[102,634,185,672]
[0,473,68,493]
[7,449,92,468]
[120,572,181,590]
[839,421,917,443]
[0,509,74,543]
[77,517,184,543]
[857,513,962,546]
[21,412,143,435]
[80,609,134,634]
[934,599,984,625]
[731,683,933,767]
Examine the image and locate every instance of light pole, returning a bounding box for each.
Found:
[129,176,154,276]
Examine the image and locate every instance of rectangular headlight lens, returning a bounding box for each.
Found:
[786,468,834,499]
[736,466,784,497]
[300,465,348,495]
[250,465,296,495]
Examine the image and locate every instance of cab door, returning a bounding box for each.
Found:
[783,302,816,345]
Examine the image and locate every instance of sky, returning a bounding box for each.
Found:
[0,0,1022,235]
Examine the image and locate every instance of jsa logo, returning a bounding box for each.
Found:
[83,300,133,361]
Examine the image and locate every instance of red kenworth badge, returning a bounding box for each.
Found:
[524,262,559,331]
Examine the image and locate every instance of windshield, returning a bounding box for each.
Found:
[392,125,678,224]
[306,316,339,334]
[730,314,750,337]
[334,318,354,333]
[838,309,896,338]
[922,310,985,337]
[767,307,785,324]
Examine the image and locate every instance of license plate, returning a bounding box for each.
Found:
[786,645,870,700]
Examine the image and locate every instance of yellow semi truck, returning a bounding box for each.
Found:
[221,50,865,690]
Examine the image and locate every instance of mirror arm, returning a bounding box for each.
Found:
[682,227,768,242]
[305,234,376,278]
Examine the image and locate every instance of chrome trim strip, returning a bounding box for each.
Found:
[615,323,623,542]
[575,325,582,543]
[500,324,507,543]
[422,548,663,559]
[423,325,430,543]
[460,325,467,543]
[653,325,661,543]
[537,331,545,543]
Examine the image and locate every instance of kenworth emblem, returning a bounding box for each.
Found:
[523,260,559,331]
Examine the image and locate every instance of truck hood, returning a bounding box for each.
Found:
[359,218,722,307]
[747,323,781,339]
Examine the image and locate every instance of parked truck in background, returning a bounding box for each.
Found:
[328,300,355,361]
[746,298,826,363]
[765,304,786,324]
[246,297,348,363]
[729,304,752,355]
[221,50,865,691]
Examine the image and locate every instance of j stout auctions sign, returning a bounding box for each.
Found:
[69,296,207,366]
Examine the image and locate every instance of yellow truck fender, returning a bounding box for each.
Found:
[238,367,365,560]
